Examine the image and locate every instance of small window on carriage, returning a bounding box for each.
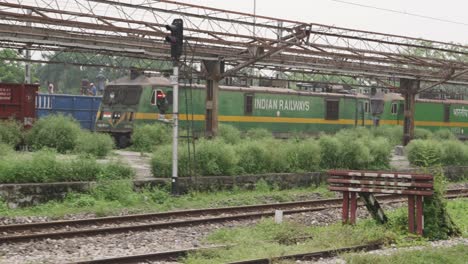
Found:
[325,99,339,120]
[166,91,173,105]
[391,103,398,115]
[364,101,370,113]
[129,112,134,122]
[244,93,254,115]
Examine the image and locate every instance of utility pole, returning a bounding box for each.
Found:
[24,9,32,84]
[165,19,183,195]
[400,78,420,146]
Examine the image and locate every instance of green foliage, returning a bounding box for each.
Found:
[131,123,171,152]
[339,138,373,169]
[74,131,114,158]
[371,125,403,146]
[290,139,321,172]
[243,128,273,140]
[27,114,81,153]
[367,137,392,169]
[318,135,342,169]
[0,143,13,157]
[218,124,241,144]
[91,180,139,206]
[414,128,433,140]
[151,144,191,177]
[423,168,460,239]
[0,150,133,183]
[195,139,238,176]
[406,139,442,167]
[344,244,468,264]
[440,140,468,166]
[0,49,25,83]
[0,120,22,146]
[235,140,271,174]
[433,129,457,141]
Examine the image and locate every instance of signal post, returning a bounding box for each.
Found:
[165,19,183,195]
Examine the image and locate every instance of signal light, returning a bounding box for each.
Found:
[152,89,169,114]
[165,19,183,60]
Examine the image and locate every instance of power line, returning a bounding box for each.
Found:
[327,0,468,27]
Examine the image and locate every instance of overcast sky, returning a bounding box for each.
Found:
[178,0,468,44]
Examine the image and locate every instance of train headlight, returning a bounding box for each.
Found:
[109,92,115,100]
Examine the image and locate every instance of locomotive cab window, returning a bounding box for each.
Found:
[391,103,398,115]
[444,104,450,122]
[325,99,339,120]
[244,93,254,115]
[364,101,370,113]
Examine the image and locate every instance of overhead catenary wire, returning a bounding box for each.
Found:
[327,0,468,27]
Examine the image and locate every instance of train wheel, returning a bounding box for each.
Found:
[116,134,130,149]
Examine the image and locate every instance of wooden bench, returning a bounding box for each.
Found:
[328,170,434,235]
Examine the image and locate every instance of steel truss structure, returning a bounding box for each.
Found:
[0,0,467,87]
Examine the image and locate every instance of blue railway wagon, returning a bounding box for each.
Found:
[36,93,102,130]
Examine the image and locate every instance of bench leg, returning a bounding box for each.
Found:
[416,195,424,236]
[408,195,415,234]
[350,192,357,224]
[342,191,349,224]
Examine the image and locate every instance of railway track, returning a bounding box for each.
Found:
[0,188,466,244]
[68,243,383,264]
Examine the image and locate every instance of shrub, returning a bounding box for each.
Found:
[243,128,273,140]
[0,143,13,157]
[27,114,81,153]
[406,139,442,167]
[218,124,241,144]
[75,132,114,158]
[131,123,171,152]
[433,129,457,141]
[195,139,238,176]
[371,125,403,146]
[91,180,139,206]
[440,140,468,166]
[339,138,372,169]
[0,120,22,146]
[151,144,191,177]
[289,139,321,172]
[0,150,133,183]
[235,140,271,174]
[414,128,433,140]
[367,137,392,169]
[319,135,342,169]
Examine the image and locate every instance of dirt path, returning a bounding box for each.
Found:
[114,150,154,180]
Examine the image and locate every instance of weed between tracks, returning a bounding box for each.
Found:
[0,182,333,218]
[184,198,468,264]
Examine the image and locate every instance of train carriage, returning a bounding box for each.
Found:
[94,75,468,147]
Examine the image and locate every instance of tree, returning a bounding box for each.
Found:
[0,49,25,83]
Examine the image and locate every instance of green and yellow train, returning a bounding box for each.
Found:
[95,75,468,147]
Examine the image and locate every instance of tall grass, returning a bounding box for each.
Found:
[131,123,171,152]
[74,131,114,158]
[0,120,22,146]
[0,150,134,183]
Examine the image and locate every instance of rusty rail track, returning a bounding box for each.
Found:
[68,242,383,264]
[0,188,466,244]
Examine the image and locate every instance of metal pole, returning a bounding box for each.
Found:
[25,9,32,84]
[171,61,179,195]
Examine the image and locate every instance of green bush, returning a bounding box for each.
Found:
[0,150,133,183]
[0,143,13,157]
[235,140,271,174]
[319,135,342,169]
[339,138,372,169]
[27,114,81,153]
[440,140,468,166]
[151,144,191,177]
[91,180,139,206]
[289,139,321,172]
[243,128,273,140]
[433,129,457,141]
[218,124,241,144]
[75,132,114,158]
[0,120,22,146]
[371,125,403,146]
[406,139,442,167]
[414,128,433,140]
[367,137,392,169]
[196,139,238,175]
[131,123,171,152]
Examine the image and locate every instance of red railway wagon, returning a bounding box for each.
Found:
[0,83,39,128]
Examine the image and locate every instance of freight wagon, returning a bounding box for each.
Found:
[0,82,101,130]
[95,75,468,147]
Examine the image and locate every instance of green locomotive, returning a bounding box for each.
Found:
[95,75,468,147]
